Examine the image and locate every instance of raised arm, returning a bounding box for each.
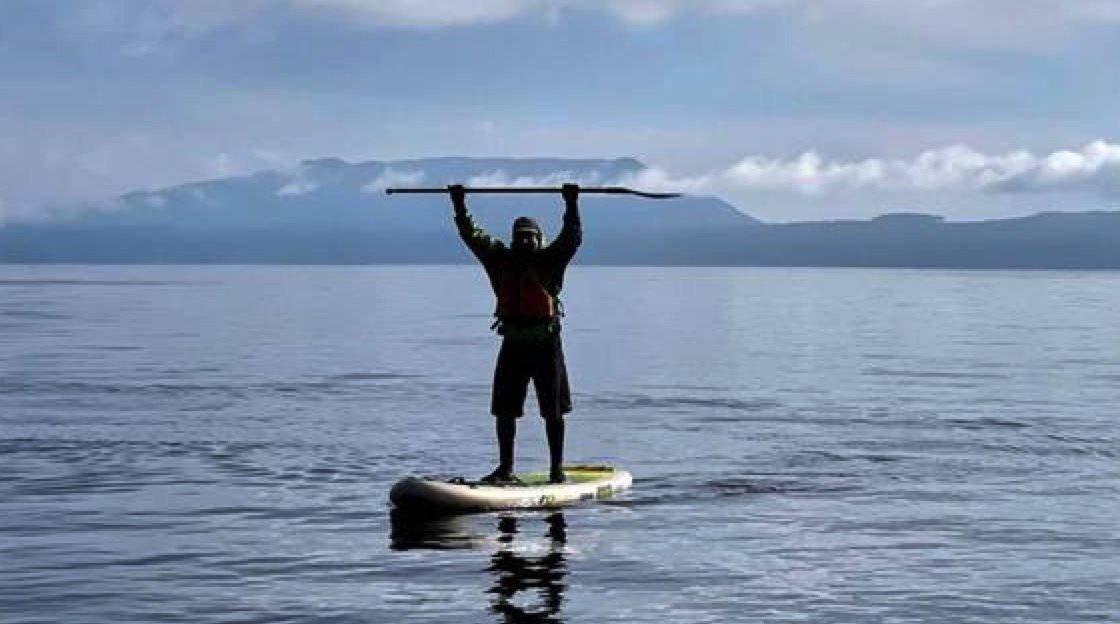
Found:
[450,184,503,263]
[545,183,582,263]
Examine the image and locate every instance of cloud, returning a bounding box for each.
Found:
[5,138,1119,225]
[56,1,1120,35]
[292,0,530,28]
[335,139,1120,213]
[992,141,1120,195]
[362,168,427,193]
[277,178,319,196]
[286,0,1120,40]
[287,0,777,28]
[618,141,1120,200]
[465,169,607,188]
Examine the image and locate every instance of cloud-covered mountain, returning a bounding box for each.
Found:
[62,156,753,232]
[2,155,1118,268]
[0,156,758,263]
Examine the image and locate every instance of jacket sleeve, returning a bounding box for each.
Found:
[545,196,582,264]
[453,201,503,264]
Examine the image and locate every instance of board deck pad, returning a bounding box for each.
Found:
[487,466,617,486]
[390,465,632,513]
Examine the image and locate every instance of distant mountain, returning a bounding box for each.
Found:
[1,157,1118,268]
[0,156,758,263]
[52,156,754,234]
[714,211,1120,269]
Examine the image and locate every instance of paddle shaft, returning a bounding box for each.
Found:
[385,186,680,199]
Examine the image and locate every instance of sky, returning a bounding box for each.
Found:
[3,0,1120,222]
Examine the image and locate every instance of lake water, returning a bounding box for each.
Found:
[1,265,1118,623]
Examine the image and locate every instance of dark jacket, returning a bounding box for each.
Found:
[454,199,582,324]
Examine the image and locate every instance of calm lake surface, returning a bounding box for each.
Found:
[2,265,1118,623]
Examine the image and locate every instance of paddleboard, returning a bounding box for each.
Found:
[389,465,632,513]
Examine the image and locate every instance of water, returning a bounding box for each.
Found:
[1,265,1118,623]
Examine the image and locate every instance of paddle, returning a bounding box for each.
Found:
[385,186,681,199]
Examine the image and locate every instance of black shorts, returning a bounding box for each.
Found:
[491,334,571,420]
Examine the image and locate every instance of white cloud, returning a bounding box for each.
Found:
[993,141,1120,194]
[620,141,1120,200]
[276,178,319,196]
[362,168,427,193]
[596,140,1120,221]
[465,169,607,188]
[336,142,1120,221]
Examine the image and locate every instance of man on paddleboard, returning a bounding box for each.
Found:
[449,183,581,485]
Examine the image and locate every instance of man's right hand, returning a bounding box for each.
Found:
[561,183,580,206]
[448,184,466,209]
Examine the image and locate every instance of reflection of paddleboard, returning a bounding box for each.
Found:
[390,465,632,514]
[388,509,487,550]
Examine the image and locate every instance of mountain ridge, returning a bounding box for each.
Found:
[1,156,1117,268]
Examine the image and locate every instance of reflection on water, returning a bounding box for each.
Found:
[488,513,568,623]
[390,511,569,623]
[388,509,489,550]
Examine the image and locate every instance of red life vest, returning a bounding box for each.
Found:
[495,263,556,320]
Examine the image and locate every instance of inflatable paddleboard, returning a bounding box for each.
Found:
[390,465,632,513]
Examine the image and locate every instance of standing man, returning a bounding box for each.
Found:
[450,183,582,484]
